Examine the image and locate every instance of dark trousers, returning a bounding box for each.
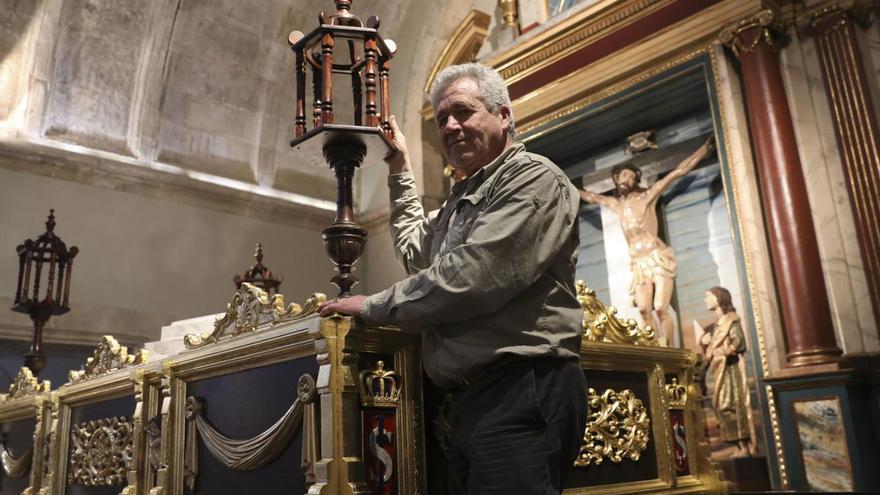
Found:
[446,357,587,495]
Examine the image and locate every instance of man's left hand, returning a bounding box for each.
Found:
[318,295,367,318]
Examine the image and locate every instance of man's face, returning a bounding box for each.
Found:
[434,78,510,178]
[704,291,718,311]
[614,168,638,194]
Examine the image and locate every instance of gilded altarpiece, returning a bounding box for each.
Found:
[519,52,774,486]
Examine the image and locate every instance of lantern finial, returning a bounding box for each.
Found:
[46,209,56,233]
[13,209,78,375]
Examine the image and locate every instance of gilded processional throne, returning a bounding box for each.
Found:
[0,2,725,493]
[0,280,726,495]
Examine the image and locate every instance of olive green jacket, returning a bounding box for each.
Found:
[361,143,583,389]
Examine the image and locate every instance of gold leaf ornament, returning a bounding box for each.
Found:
[577,281,657,345]
[185,283,326,348]
[576,388,650,467]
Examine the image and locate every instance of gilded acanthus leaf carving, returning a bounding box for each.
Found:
[67,336,148,384]
[67,417,133,486]
[0,367,50,402]
[575,387,650,467]
[184,283,326,348]
[577,281,657,345]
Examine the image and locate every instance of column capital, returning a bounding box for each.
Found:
[718,9,788,58]
[800,0,874,36]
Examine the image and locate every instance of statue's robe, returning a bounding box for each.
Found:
[704,312,750,443]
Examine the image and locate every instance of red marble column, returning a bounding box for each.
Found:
[806,2,880,335]
[720,11,843,367]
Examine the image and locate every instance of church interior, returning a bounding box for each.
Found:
[1,0,879,493]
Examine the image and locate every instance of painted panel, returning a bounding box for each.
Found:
[792,398,854,492]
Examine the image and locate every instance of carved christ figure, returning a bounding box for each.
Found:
[579,137,714,344]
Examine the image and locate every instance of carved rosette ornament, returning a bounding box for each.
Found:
[718,10,787,58]
[577,281,657,345]
[0,367,50,402]
[575,388,650,467]
[67,336,148,384]
[184,283,326,348]
[67,417,133,486]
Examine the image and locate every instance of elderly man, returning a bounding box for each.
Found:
[319,63,586,494]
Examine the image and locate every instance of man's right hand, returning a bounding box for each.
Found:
[384,115,412,174]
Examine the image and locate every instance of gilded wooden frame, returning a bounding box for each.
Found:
[157,316,319,495]
[0,392,50,495]
[46,365,149,495]
[565,341,725,494]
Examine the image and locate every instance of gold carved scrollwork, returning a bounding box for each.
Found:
[184,283,326,348]
[358,360,401,408]
[67,417,133,486]
[67,336,148,384]
[577,281,657,345]
[575,388,650,467]
[0,367,50,402]
[718,10,787,58]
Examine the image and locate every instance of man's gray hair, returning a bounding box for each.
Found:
[429,63,516,138]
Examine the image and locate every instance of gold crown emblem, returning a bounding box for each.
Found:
[358,361,400,408]
[664,378,687,409]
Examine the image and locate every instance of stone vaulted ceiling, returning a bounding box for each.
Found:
[0,0,476,227]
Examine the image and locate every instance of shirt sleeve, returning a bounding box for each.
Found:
[387,172,435,274]
[362,159,577,326]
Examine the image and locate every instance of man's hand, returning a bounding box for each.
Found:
[317,295,367,318]
[384,115,412,174]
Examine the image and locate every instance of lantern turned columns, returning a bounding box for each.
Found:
[323,144,368,298]
[720,11,843,367]
[288,1,396,298]
[13,209,78,375]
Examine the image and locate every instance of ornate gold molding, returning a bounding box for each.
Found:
[68,417,133,486]
[718,9,787,57]
[575,387,651,466]
[488,0,668,84]
[184,283,325,348]
[67,336,148,384]
[0,367,50,402]
[37,393,59,495]
[577,281,657,346]
[358,360,401,408]
[149,362,173,495]
[121,369,145,495]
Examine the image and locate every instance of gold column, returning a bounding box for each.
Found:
[308,315,370,495]
[803,0,880,327]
